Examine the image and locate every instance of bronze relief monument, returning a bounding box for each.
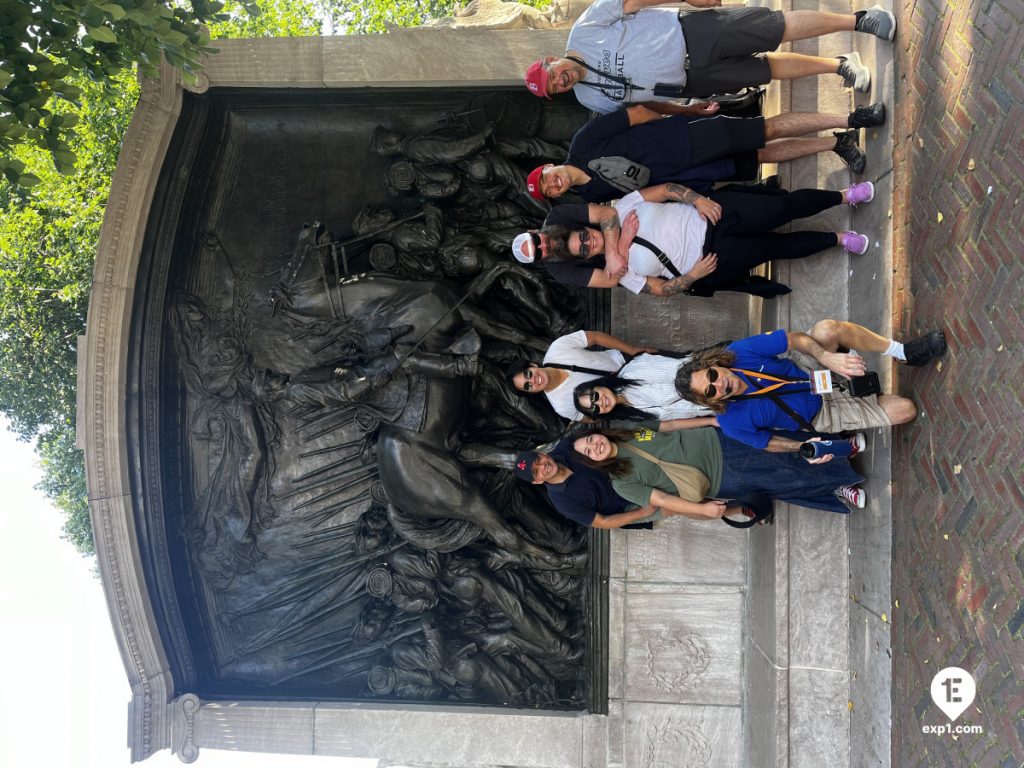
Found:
[84,25,754,768]
[137,77,602,710]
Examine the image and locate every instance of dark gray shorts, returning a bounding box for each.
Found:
[679,7,786,97]
[687,114,766,167]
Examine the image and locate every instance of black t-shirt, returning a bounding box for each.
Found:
[546,438,633,526]
[540,203,605,287]
[567,109,737,203]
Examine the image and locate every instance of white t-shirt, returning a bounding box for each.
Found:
[613,191,708,295]
[567,0,688,114]
[542,330,626,420]
[618,354,711,420]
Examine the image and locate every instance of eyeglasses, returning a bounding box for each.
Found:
[703,367,720,398]
[575,229,591,259]
[530,232,542,249]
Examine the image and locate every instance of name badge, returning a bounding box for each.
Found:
[812,370,833,394]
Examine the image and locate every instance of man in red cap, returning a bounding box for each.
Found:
[524,0,896,114]
[522,100,884,205]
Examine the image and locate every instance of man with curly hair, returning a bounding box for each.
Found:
[674,321,946,457]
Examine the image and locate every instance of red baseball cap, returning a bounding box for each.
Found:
[526,165,547,201]
[524,61,550,99]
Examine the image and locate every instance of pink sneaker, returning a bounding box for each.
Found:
[848,432,867,457]
[841,231,870,254]
[837,485,866,509]
[844,181,875,206]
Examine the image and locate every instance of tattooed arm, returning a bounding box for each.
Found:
[638,183,723,223]
[586,203,633,277]
[637,100,721,116]
[641,253,719,296]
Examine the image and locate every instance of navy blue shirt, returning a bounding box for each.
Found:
[717,330,822,449]
[567,109,737,203]
[546,438,634,526]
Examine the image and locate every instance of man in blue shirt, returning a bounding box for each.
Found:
[514,439,661,528]
[674,320,946,454]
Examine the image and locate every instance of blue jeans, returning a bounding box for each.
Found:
[714,431,863,514]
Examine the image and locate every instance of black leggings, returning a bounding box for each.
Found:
[694,186,843,289]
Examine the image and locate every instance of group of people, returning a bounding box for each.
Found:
[512,0,898,298]
[497,0,948,529]
[508,323,946,528]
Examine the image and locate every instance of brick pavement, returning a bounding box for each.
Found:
[891,0,1024,765]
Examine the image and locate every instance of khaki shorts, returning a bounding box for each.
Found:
[786,340,891,433]
[812,389,891,433]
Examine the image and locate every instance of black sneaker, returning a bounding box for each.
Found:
[833,130,866,174]
[903,330,947,366]
[856,5,897,42]
[849,102,886,129]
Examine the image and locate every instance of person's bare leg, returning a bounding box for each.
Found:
[878,395,918,425]
[808,319,896,353]
[766,51,842,80]
[757,137,834,163]
[765,112,848,139]
[780,10,856,42]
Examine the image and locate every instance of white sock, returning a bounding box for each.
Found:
[885,340,905,361]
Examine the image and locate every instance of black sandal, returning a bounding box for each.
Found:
[904,330,947,367]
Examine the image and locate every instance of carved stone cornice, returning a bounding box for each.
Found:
[78,58,185,762]
[171,694,202,763]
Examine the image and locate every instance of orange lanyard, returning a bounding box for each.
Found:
[730,368,810,398]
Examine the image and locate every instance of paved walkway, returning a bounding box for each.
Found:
[890,0,1024,764]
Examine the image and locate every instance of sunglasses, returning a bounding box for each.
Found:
[575,229,591,259]
[576,388,600,415]
[520,368,537,392]
[703,367,722,398]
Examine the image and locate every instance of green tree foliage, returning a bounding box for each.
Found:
[332,0,549,35]
[0,70,137,554]
[207,0,326,37]
[0,0,258,183]
[334,0,461,34]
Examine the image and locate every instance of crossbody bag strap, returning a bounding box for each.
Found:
[618,442,663,466]
[767,394,817,432]
[631,236,682,278]
[619,442,709,503]
[566,56,646,93]
[732,368,817,432]
[547,361,620,377]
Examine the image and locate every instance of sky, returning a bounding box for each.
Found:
[0,421,380,768]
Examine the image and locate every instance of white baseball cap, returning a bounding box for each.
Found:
[512,232,540,264]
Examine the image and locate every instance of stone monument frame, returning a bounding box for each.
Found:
[78,29,620,765]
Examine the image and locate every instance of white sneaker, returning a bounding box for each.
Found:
[837,51,871,93]
[837,485,866,509]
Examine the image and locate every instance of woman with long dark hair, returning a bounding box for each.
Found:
[571,352,713,423]
[572,426,867,517]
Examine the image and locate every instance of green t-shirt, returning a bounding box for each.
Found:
[610,427,724,507]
